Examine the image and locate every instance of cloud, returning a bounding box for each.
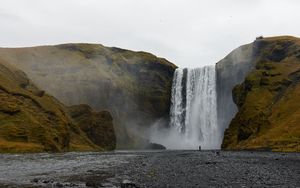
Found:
[0,0,300,67]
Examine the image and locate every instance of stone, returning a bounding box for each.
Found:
[121,180,138,188]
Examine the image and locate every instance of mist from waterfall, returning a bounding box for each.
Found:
[150,65,222,150]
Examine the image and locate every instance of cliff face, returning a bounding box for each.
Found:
[0,59,116,153]
[68,104,116,151]
[216,43,256,139]
[222,36,300,152]
[0,44,176,148]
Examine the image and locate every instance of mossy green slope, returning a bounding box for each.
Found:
[222,36,300,152]
[0,44,176,148]
[0,59,115,153]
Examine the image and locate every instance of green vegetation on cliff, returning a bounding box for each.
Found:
[222,36,300,152]
[0,44,177,149]
[0,60,116,153]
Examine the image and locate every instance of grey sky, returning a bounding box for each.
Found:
[1,0,300,68]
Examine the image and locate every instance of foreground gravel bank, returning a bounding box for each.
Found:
[0,150,299,187]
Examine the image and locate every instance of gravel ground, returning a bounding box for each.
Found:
[0,150,299,188]
[119,150,300,188]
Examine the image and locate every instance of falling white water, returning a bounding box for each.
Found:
[151,66,221,150]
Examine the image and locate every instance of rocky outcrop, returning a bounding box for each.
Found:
[68,104,116,151]
[222,36,300,152]
[145,143,166,150]
[0,44,177,149]
[216,42,257,140]
[0,59,115,153]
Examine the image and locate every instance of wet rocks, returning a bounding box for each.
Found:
[144,143,166,150]
[31,178,77,187]
[121,180,138,188]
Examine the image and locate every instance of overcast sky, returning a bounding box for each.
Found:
[1,0,300,67]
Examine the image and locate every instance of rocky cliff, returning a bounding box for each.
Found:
[68,104,116,151]
[0,44,177,149]
[0,59,116,153]
[222,36,300,152]
[216,42,257,139]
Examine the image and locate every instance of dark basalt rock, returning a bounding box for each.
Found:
[121,180,139,188]
[145,143,166,150]
[68,104,116,151]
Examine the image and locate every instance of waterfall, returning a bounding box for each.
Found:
[168,66,220,149]
[150,65,221,150]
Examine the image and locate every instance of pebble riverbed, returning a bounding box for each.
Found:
[0,150,299,187]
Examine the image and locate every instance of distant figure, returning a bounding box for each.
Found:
[199,145,201,151]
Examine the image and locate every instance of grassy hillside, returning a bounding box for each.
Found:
[0,59,115,153]
[0,44,177,149]
[222,36,300,152]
